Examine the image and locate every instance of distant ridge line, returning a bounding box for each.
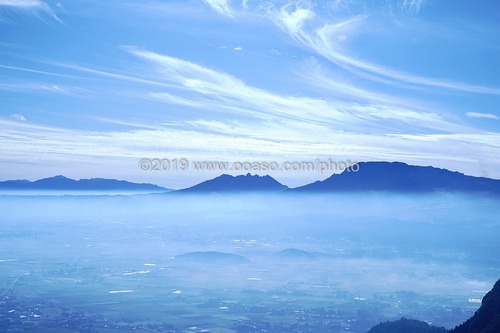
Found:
[293,161,500,195]
[177,162,500,195]
[0,175,169,192]
[1,162,500,195]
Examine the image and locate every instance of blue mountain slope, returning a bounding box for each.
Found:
[294,162,500,195]
[450,279,500,333]
[0,175,168,192]
[367,278,500,333]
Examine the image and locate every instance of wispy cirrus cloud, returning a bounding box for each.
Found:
[148,92,205,108]
[126,47,347,124]
[201,0,500,96]
[297,57,420,108]
[5,45,487,182]
[0,117,344,163]
[401,0,428,13]
[0,0,61,23]
[466,112,500,120]
[124,47,461,133]
[0,0,46,8]
[0,81,89,96]
[268,3,500,95]
[0,64,81,79]
[202,0,235,17]
[2,116,499,185]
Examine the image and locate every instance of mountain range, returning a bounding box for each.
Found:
[180,162,500,195]
[0,175,168,192]
[294,162,500,194]
[1,162,500,195]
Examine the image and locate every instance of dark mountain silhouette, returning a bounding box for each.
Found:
[273,248,328,260]
[367,278,500,333]
[294,162,500,195]
[175,251,250,264]
[4,162,499,194]
[0,175,168,192]
[367,317,447,333]
[450,279,500,333]
[0,179,31,187]
[180,173,288,192]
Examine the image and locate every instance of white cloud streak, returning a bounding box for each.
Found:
[148,92,205,108]
[401,0,427,13]
[202,0,234,17]
[0,0,62,24]
[201,1,500,96]
[268,3,500,95]
[298,57,423,109]
[2,118,499,183]
[0,64,82,78]
[0,0,45,8]
[466,112,500,120]
[0,82,88,96]
[125,47,461,133]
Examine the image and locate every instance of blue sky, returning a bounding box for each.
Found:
[1,0,500,188]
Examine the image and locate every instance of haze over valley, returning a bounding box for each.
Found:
[1,189,498,332]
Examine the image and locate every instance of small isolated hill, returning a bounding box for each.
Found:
[273,248,327,260]
[367,317,447,333]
